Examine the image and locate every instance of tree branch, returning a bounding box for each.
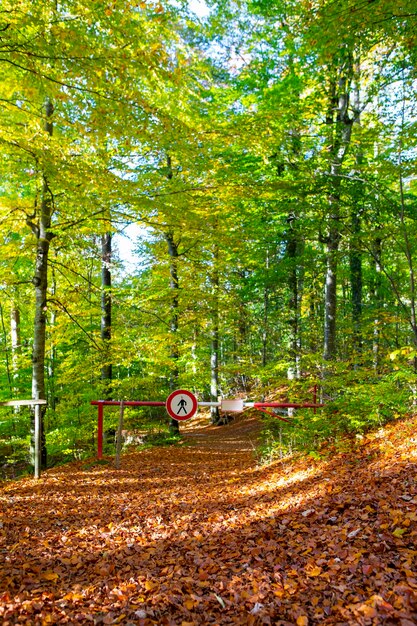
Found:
[48,298,101,349]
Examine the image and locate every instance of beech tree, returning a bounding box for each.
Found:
[1,0,417,468]
[0,0,211,458]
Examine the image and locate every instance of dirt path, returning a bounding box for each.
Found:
[183,414,260,453]
[1,414,417,625]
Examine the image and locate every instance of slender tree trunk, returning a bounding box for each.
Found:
[47,268,57,411]
[0,303,13,396]
[287,226,298,418]
[31,187,51,468]
[211,316,220,424]
[210,246,221,424]
[262,250,270,367]
[323,51,354,361]
[165,230,180,434]
[287,214,302,378]
[350,210,362,360]
[101,232,112,399]
[324,223,339,361]
[10,299,22,420]
[236,270,247,361]
[164,155,180,433]
[309,291,318,353]
[10,302,21,392]
[398,74,417,360]
[30,98,54,469]
[349,65,363,364]
[371,236,382,371]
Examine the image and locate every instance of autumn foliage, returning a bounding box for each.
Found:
[1,414,417,625]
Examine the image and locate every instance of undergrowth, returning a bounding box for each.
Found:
[257,371,415,464]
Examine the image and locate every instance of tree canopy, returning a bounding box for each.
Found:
[0,0,417,467]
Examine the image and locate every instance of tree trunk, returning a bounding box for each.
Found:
[165,230,180,434]
[10,302,21,393]
[0,303,13,396]
[101,232,112,399]
[371,236,382,372]
[210,318,220,424]
[233,269,248,373]
[324,221,340,361]
[350,210,362,360]
[349,65,363,364]
[262,249,270,367]
[10,299,22,419]
[30,98,54,469]
[47,267,57,411]
[210,246,221,424]
[398,78,417,359]
[287,214,302,378]
[323,50,354,361]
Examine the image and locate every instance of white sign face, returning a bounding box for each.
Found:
[166,389,198,421]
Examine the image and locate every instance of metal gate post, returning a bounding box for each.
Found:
[97,402,104,459]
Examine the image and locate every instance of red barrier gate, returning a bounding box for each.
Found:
[91,387,324,459]
[91,400,165,459]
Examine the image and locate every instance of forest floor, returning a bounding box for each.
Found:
[1,413,417,625]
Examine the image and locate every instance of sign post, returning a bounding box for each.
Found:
[166,389,198,421]
[34,404,41,479]
[0,399,47,478]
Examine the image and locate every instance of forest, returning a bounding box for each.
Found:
[1,0,417,472]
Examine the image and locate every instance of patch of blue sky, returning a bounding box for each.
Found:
[114,223,154,274]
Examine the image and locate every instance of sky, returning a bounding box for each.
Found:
[114,223,149,274]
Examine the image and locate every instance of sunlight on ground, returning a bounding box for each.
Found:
[2,415,417,625]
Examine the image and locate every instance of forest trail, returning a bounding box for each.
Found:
[1,414,417,625]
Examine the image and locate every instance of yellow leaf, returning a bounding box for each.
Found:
[297,616,309,626]
[360,605,378,618]
[393,527,407,537]
[42,571,59,581]
[184,599,194,610]
[306,566,322,577]
[144,580,157,591]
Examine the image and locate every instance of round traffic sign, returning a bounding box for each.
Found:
[166,389,198,421]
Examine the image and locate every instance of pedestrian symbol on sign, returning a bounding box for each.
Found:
[177,397,188,415]
[166,389,198,421]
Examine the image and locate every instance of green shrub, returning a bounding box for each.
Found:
[258,371,413,463]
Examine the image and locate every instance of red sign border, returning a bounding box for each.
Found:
[166,389,198,421]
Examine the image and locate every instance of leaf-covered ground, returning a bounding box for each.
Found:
[1,414,417,625]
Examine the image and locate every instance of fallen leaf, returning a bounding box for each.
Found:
[214,594,226,608]
[42,571,59,581]
[306,566,322,577]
